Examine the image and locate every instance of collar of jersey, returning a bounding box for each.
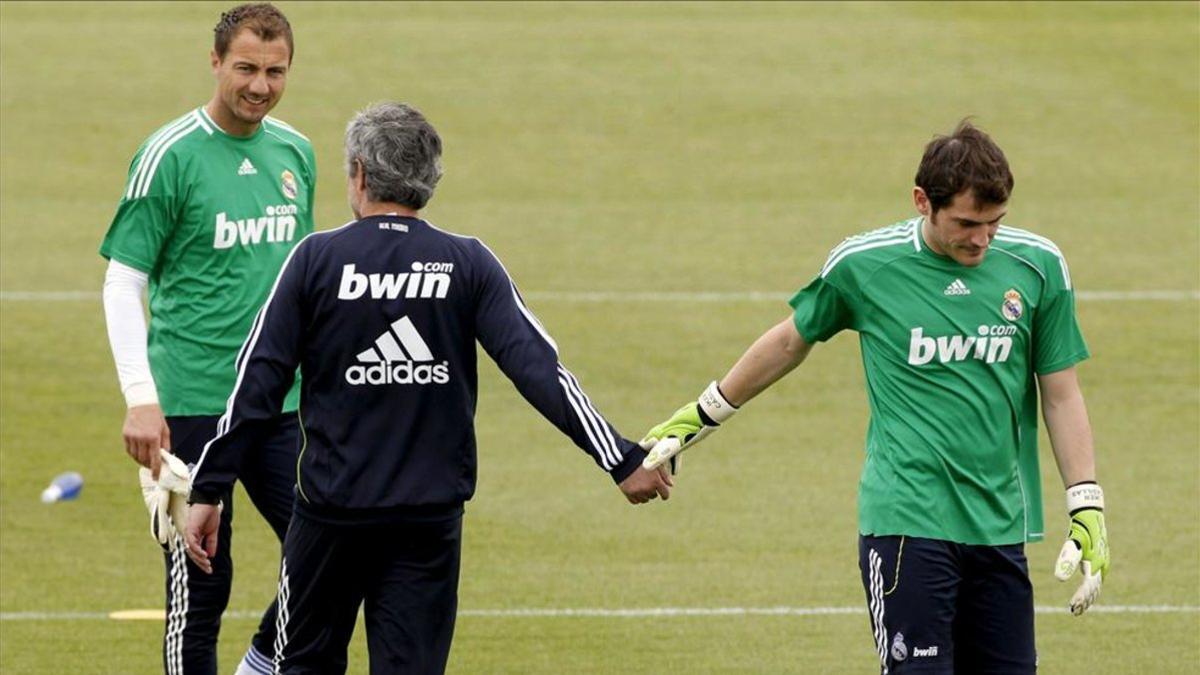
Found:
[914,216,972,268]
[359,214,426,225]
[197,106,266,144]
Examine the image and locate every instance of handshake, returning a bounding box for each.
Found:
[624,381,1111,617]
[617,381,738,505]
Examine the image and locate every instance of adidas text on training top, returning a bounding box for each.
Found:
[191,216,645,521]
[789,217,1089,545]
[99,107,316,415]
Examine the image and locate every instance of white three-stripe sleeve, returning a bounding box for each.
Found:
[191,237,311,496]
[124,115,191,199]
[472,240,628,472]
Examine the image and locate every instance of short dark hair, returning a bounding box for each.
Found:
[345,102,444,210]
[213,3,294,62]
[915,119,1013,212]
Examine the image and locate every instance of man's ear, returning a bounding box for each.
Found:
[355,159,369,192]
[913,187,931,217]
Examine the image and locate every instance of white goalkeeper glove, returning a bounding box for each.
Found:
[138,449,191,551]
[640,381,738,471]
[1054,482,1110,615]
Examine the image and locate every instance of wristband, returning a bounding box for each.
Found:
[698,381,738,425]
[1066,481,1104,514]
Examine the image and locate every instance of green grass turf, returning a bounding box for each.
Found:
[1,1,1197,672]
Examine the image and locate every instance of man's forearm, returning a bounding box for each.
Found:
[103,259,158,406]
[1039,368,1096,487]
[639,317,813,471]
[719,318,812,407]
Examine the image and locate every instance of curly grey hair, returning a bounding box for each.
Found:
[345,102,443,209]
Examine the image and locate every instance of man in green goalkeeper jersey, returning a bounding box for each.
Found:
[642,121,1108,673]
[99,4,314,674]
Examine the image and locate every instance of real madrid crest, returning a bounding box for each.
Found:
[891,632,908,662]
[1002,288,1023,322]
[281,169,298,201]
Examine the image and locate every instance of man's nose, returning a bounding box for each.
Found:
[248,73,270,95]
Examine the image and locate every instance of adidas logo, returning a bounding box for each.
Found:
[344,316,450,386]
[943,279,971,296]
[237,158,257,176]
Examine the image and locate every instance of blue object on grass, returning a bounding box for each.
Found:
[41,471,83,503]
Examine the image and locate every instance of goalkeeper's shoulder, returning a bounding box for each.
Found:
[819,218,922,279]
[130,109,209,153]
[263,116,316,167]
[119,109,212,190]
[263,115,311,144]
[992,224,1073,289]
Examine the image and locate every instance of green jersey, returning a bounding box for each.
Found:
[789,217,1089,545]
[100,107,316,416]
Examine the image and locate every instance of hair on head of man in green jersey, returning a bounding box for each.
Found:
[915,119,1013,213]
[214,3,294,63]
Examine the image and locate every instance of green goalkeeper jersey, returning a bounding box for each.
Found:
[100,107,316,416]
[789,217,1089,545]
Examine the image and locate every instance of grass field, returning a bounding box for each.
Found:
[1,1,1197,673]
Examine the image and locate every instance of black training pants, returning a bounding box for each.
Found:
[161,413,299,675]
[859,535,1037,674]
[273,510,463,675]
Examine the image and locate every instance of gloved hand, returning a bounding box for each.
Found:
[138,449,192,551]
[1054,482,1109,615]
[640,381,738,471]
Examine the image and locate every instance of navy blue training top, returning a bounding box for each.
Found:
[192,215,644,522]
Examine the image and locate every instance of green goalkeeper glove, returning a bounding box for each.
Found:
[640,382,738,471]
[137,449,192,551]
[1054,482,1109,615]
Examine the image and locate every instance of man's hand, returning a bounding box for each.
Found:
[184,503,221,574]
[618,465,674,505]
[641,382,738,470]
[137,449,192,550]
[1054,482,1109,615]
[124,404,171,478]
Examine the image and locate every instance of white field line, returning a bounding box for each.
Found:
[1,604,1197,621]
[0,290,99,301]
[525,290,1200,303]
[0,290,1197,303]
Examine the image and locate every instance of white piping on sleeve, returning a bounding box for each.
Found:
[125,114,192,199]
[558,366,622,466]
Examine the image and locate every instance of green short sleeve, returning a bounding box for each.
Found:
[98,151,179,273]
[789,275,853,343]
[99,197,177,273]
[1034,287,1089,374]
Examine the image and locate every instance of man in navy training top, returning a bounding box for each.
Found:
[184,101,672,674]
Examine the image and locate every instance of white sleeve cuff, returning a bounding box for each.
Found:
[124,381,160,407]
